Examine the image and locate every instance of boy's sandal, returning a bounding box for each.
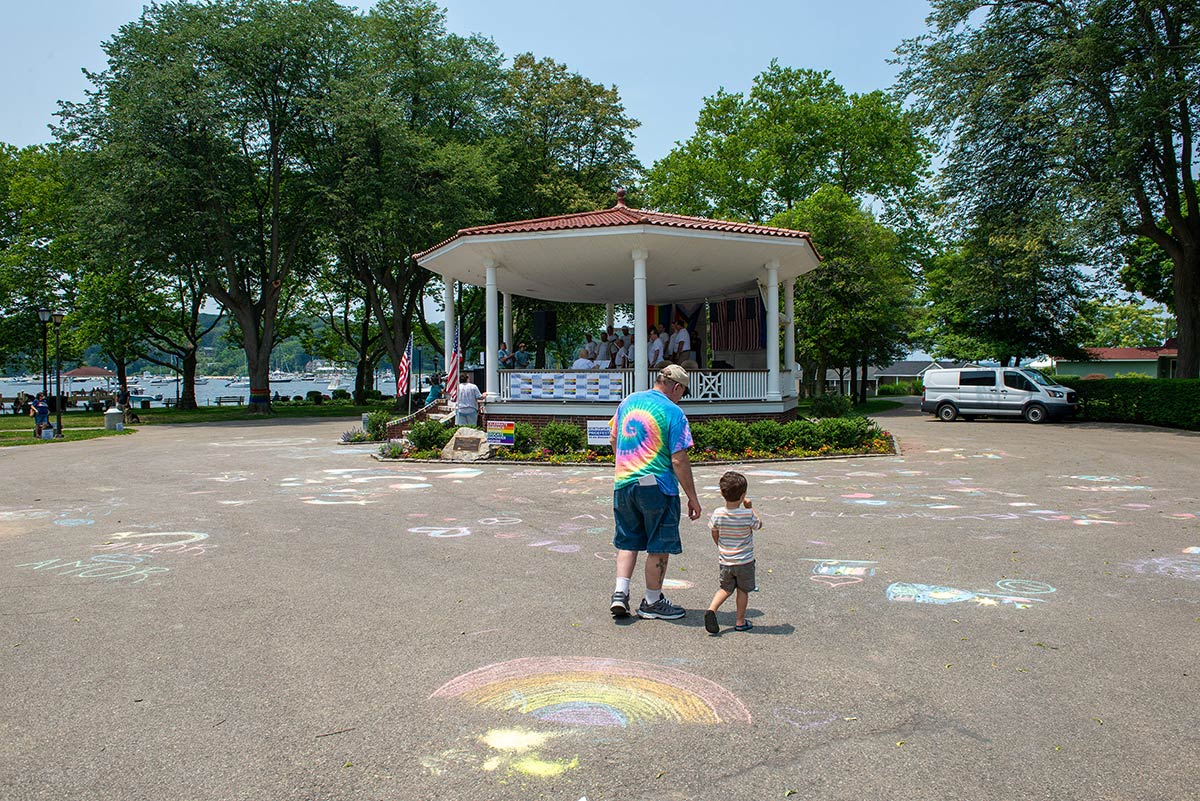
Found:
[734,622,753,632]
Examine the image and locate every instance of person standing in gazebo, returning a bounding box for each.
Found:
[608,365,702,621]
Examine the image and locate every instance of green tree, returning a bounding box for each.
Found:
[1078,300,1175,349]
[494,53,642,220]
[921,206,1092,366]
[60,0,356,413]
[313,0,501,393]
[771,187,918,400]
[643,61,929,223]
[897,0,1200,377]
[0,144,81,372]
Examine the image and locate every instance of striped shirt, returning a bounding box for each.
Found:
[709,506,762,565]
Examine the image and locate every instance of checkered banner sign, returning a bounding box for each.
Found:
[508,371,626,401]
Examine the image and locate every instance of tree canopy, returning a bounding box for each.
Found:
[897,0,1200,376]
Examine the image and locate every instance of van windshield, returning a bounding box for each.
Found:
[1020,368,1055,386]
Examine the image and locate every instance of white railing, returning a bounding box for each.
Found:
[497,369,771,402]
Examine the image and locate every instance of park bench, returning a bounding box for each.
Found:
[213,395,245,406]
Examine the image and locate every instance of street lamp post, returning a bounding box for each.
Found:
[37,308,50,396]
[51,311,64,438]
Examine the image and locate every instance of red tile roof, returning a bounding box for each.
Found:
[1078,347,1177,360]
[414,191,815,261]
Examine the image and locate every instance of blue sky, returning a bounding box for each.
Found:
[0,0,933,167]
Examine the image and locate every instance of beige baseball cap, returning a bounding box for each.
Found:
[658,364,690,389]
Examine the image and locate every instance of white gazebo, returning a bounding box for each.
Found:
[414,191,822,424]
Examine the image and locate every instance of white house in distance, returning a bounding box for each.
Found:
[413,191,823,426]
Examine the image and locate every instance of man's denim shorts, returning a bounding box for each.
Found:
[455,410,478,426]
[613,483,682,554]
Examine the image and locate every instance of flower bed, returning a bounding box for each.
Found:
[377,417,895,463]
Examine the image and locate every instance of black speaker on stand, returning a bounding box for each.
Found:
[532,309,557,341]
[532,310,557,368]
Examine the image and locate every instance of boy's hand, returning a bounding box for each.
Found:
[743,498,752,509]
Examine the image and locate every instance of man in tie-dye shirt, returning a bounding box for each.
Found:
[608,365,702,621]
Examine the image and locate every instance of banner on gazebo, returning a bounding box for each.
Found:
[507,371,626,401]
[646,303,703,333]
[709,295,766,351]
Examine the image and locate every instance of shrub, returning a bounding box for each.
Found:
[694,418,751,452]
[1056,376,1200,430]
[540,421,585,454]
[815,416,877,449]
[878,380,922,396]
[513,422,538,453]
[292,395,305,402]
[340,429,370,443]
[362,388,384,401]
[365,410,393,440]
[306,390,323,405]
[746,420,785,450]
[780,419,823,450]
[331,389,351,401]
[407,420,453,450]
[811,392,852,418]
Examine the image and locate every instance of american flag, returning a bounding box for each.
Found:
[446,322,462,402]
[710,295,765,351]
[396,336,412,396]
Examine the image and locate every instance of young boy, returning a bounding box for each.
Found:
[704,471,763,634]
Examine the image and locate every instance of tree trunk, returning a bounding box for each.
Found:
[848,361,859,400]
[859,353,869,404]
[232,308,272,414]
[179,353,198,410]
[1175,248,1199,379]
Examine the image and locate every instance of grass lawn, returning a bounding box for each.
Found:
[0,427,137,447]
[0,402,394,431]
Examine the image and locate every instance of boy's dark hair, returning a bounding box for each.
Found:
[719,471,748,502]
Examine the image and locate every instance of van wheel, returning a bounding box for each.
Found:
[1023,403,1047,423]
[937,403,958,422]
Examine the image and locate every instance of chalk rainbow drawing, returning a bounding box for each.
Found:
[431,657,751,727]
[886,581,1052,609]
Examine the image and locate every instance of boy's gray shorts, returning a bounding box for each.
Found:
[719,560,756,592]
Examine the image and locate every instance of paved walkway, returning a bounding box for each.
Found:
[3,410,1198,799]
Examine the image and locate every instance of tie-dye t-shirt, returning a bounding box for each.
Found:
[610,388,693,495]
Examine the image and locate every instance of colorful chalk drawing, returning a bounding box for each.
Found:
[15,553,171,584]
[886,580,1055,609]
[662,578,695,590]
[409,525,472,538]
[1124,555,1200,582]
[806,558,877,588]
[421,728,579,780]
[431,657,752,727]
[94,530,213,555]
[14,530,214,585]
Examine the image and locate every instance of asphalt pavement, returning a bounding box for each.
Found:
[2,406,1198,800]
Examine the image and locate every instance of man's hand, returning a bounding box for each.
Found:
[687,495,702,521]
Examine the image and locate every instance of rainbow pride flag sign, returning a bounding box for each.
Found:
[486,420,515,446]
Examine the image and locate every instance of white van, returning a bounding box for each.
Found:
[920,367,1078,423]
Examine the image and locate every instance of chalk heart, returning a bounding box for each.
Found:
[810,575,863,589]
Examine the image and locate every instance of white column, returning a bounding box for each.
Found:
[765,260,781,401]
[502,292,513,353]
[784,278,796,394]
[443,278,455,375]
[605,303,615,330]
[485,260,499,400]
[632,249,649,392]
